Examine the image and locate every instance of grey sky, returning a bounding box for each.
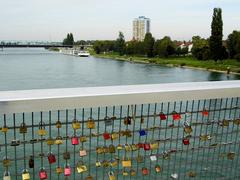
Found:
[0,0,239,41]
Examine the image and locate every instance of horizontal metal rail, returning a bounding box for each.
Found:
[0,81,240,115]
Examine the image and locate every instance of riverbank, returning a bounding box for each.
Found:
[94,53,240,75]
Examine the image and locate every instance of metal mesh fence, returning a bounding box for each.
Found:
[0,97,240,179]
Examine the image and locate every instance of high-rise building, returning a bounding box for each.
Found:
[133,16,150,41]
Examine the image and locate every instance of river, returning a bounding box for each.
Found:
[0,48,239,91]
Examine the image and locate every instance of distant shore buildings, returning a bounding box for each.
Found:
[133,16,150,41]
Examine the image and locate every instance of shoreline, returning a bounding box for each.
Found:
[94,54,240,75]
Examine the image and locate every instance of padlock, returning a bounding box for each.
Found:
[222,119,229,127]
[122,159,131,167]
[63,152,70,160]
[110,160,118,167]
[108,171,116,180]
[139,129,147,136]
[131,144,139,151]
[187,171,196,177]
[80,149,87,157]
[202,109,209,116]
[200,134,211,141]
[150,155,157,161]
[3,171,11,180]
[64,164,71,176]
[85,175,93,180]
[136,155,144,163]
[140,117,144,124]
[122,129,132,137]
[124,116,132,125]
[19,122,28,134]
[102,160,110,167]
[2,157,10,167]
[125,144,131,152]
[55,120,62,128]
[11,139,20,146]
[233,119,240,125]
[55,136,63,145]
[122,171,129,176]
[103,132,111,140]
[87,118,95,129]
[22,169,30,180]
[142,167,149,175]
[72,119,81,130]
[1,126,8,133]
[76,161,87,173]
[163,151,170,160]
[150,141,159,150]
[111,132,119,140]
[144,143,151,151]
[96,147,104,154]
[117,144,123,150]
[56,166,63,174]
[105,116,113,126]
[159,112,167,120]
[96,161,101,167]
[71,135,79,145]
[103,146,109,153]
[137,143,144,148]
[184,125,193,134]
[38,122,47,136]
[183,138,190,145]
[172,111,181,121]
[39,168,48,180]
[171,173,178,179]
[80,136,87,143]
[155,165,161,173]
[130,169,136,176]
[29,156,34,168]
[227,152,235,160]
[109,145,116,153]
[46,137,54,146]
[48,152,56,164]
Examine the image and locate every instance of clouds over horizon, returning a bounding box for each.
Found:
[0,0,239,41]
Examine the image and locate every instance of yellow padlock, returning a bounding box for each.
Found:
[19,123,27,134]
[96,161,101,167]
[123,171,129,176]
[22,169,30,180]
[76,161,87,173]
[38,122,47,136]
[56,166,63,174]
[111,132,119,140]
[125,144,131,152]
[46,137,54,145]
[122,159,131,168]
[55,120,62,128]
[1,126,8,133]
[87,118,95,129]
[72,119,81,130]
[108,171,116,180]
[79,136,87,143]
[110,160,118,167]
[150,141,159,150]
[55,136,63,145]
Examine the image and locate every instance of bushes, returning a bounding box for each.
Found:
[234,53,240,61]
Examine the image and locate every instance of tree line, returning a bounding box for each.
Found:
[93,8,240,61]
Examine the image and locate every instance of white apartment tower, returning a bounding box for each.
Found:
[133,16,150,41]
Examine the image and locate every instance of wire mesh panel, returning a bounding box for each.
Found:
[0,97,240,180]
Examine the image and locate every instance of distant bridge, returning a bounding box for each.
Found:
[0,44,74,48]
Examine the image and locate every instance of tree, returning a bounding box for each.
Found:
[63,33,74,45]
[144,33,155,57]
[192,36,211,60]
[227,31,240,58]
[115,32,126,56]
[154,36,175,57]
[209,8,224,61]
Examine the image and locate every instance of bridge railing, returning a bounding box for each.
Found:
[0,81,240,180]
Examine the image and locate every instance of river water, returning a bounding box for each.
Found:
[0,48,239,91]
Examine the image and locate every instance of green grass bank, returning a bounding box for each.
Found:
[94,53,240,75]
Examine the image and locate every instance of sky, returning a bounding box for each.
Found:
[0,0,239,41]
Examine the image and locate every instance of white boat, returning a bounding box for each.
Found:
[78,51,90,57]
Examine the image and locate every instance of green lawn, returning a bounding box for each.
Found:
[94,53,240,74]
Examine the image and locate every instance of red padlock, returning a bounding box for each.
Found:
[39,168,48,180]
[172,112,181,121]
[137,143,144,148]
[103,132,111,140]
[202,109,209,116]
[47,152,56,164]
[144,143,151,151]
[71,135,79,145]
[159,112,167,120]
[142,167,149,175]
[64,164,71,176]
[183,138,190,145]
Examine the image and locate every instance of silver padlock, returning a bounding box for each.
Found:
[3,171,11,180]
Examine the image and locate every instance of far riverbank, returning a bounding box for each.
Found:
[94,53,240,75]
